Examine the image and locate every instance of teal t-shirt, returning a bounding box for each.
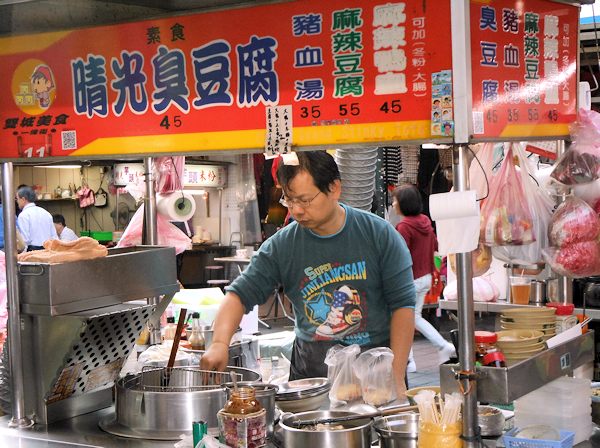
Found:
[227,204,415,346]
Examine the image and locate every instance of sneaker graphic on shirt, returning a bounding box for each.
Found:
[315,285,363,339]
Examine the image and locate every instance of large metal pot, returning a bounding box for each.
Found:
[373,413,419,448]
[99,366,260,440]
[279,410,372,447]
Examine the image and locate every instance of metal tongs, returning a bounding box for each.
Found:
[289,404,418,428]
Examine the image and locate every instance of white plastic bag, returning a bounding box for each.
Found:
[443,276,499,302]
[491,143,553,264]
[325,344,361,407]
[353,347,396,406]
[469,142,496,200]
[117,204,191,254]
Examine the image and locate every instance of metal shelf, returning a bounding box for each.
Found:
[440,331,595,404]
[439,300,600,320]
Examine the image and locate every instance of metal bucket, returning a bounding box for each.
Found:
[99,366,260,440]
[373,413,419,448]
[279,410,372,448]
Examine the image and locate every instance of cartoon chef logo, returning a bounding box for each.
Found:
[12,59,57,115]
[31,65,55,108]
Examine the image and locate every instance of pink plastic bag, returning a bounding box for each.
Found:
[548,197,600,247]
[492,143,553,265]
[543,197,600,277]
[480,146,535,246]
[551,109,600,186]
[117,204,191,255]
[155,156,185,194]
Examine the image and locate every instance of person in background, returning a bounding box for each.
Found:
[202,151,416,393]
[53,214,78,242]
[16,186,57,251]
[393,184,455,371]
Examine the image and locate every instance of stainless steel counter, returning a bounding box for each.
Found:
[1,407,599,447]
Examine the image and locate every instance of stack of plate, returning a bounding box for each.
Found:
[275,377,331,413]
[335,148,378,211]
[496,329,547,365]
[500,307,557,341]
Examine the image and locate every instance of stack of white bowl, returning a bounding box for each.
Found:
[496,329,546,365]
[335,148,379,211]
[500,307,557,341]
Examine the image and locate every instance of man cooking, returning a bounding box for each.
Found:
[201,151,415,392]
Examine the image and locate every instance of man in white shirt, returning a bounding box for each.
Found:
[53,214,78,242]
[16,186,58,251]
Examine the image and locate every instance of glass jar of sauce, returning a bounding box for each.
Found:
[482,351,506,368]
[218,386,266,448]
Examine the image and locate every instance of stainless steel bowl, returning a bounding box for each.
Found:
[280,410,372,448]
[373,413,419,448]
[478,405,505,437]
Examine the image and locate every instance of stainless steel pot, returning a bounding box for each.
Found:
[224,382,278,436]
[279,410,372,447]
[373,413,419,448]
[99,366,260,440]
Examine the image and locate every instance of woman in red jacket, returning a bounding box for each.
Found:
[393,185,455,370]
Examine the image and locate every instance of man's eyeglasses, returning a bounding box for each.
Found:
[279,191,321,209]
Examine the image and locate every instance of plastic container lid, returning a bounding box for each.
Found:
[474,331,498,343]
[483,351,506,365]
[546,303,574,316]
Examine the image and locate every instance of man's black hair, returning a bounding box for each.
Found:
[276,151,341,194]
[393,184,423,216]
[53,214,66,226]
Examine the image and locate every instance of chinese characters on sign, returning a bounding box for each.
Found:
[183,165,227,187]
[0,0,454,159]
[471,0,577,139]
[265,105,293,158]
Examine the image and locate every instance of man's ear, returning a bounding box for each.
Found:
[329,179,342,199]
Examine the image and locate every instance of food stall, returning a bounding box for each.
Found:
[0,0,595,446]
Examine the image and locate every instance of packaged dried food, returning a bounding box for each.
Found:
[325,344,362,406]
[353,347,396,407]
[480,146,535,246]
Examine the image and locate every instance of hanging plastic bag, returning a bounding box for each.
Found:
[550,109,600,186]
[469,142,496,201]
[549,196,600,247]
[325,344,361,407]
[492,143,554,265]
[155,156,185,194]
[480,145,536,246]
[574,178,600,214]
[449,242,492,277]
[353,347,396,406]
[543,196,600,277]
[117,204,191,255]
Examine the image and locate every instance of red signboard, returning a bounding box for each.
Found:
[470,0,579,140]
[0,0,453,160]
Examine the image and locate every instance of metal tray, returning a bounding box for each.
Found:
[18,246,179,316]
[440,331,594,404]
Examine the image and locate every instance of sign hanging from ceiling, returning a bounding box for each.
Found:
[470,0,579,140]
[0,0,453,160]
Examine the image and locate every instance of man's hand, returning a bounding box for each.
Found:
[200,341,229,372]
